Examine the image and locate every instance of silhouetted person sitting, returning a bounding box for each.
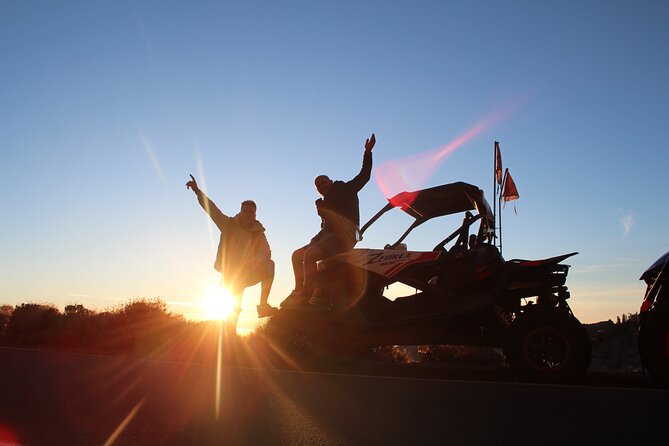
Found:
[283,133,376,307]
[187,175,277,332]
[468,234,477,250]
[451,211,475,252]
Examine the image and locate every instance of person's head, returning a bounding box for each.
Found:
[238,200,257,226]
[314,175,333,196]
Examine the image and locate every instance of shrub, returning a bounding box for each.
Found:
[0,305,13,339]
[101,298,184,357]
[372,345,415,364]
[58,304,96,350]
[418,344,505,365]
[5,303,62,346]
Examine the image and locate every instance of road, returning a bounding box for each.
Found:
[0,346,667,445]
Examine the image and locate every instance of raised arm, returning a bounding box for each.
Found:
[347,133,375,192]
[186,174,230,231]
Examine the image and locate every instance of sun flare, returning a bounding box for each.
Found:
[201,285,238,321]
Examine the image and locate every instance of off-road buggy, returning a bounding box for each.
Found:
[266,182,591,383]
[638,252,669,385]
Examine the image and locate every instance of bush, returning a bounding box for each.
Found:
[5,303,62,346]
[0,298,196,359]
[58,304,97,350]
[0,305,13,338]
[95,298,186,357]
[372,345,415,364]
[417,344,505,365]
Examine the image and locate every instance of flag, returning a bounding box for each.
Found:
[494,141,503,185]
[502,168,519,203]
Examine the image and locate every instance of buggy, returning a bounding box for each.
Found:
[266,182,591,383]
[638,252,669,385]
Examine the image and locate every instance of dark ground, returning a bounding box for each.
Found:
[0,316,665,445]
[1,345,667,446]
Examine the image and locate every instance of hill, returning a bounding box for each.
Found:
[586,315,642,374]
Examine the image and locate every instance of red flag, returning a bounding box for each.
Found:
[494,141,503,185]
[502,168,519,203]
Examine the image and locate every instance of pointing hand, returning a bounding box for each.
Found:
[365,133,376,152]
[186,174,200,192]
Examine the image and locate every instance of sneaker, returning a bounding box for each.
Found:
[257,303,278,318]
[280,290,307,308]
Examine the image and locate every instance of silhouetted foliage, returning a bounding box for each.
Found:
[5,303,61,346]
[417,344,505,365]
[100,298,178,356]
[616,312,639,325]
[372,345,415,364]
[0,305,13,338]
[587,316,642,373]
[58,303,98,350]
[0,297,256,367]
[64,304,92,318]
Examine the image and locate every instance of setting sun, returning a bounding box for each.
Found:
[201,285,238,321]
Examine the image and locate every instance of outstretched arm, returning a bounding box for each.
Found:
[347,133,375,192]
[187,174,230,231]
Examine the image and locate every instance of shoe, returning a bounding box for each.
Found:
[257,303,278,318]
[280,290,307,308]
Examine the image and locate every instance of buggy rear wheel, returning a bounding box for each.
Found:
[504,306,591,383]
[265,310,321,365]
[264,309,369,366]
[638,305,669,385]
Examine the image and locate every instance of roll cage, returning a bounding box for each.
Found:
[359,182,495,250]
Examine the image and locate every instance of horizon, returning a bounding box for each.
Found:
[0,292,639,327]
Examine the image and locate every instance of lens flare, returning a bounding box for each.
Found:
[139,131,165,183]
[0,424,19,444]
[201,285,238,321]
[375,96,528,200]
[102,396,147,446]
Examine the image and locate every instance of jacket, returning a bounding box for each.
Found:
[319,150,372,242]
[195,191,271,286]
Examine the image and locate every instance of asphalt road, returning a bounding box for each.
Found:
[0,346,667,445]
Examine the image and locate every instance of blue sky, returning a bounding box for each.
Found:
[1,0,668,328]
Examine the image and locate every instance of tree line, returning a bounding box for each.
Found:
[0,299,230,363]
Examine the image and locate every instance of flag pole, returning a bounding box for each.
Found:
[493,142,497,247]
[499,169,506,256]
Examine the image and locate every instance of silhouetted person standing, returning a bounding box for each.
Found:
[283,133,376,307]
[187,175,276,333]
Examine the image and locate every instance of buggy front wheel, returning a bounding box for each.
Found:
[504,306,591,383]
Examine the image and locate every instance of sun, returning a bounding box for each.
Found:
[201,285,238,321]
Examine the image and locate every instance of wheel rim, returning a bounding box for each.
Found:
[523,326,571,370]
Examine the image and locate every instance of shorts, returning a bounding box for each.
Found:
[311,232,356,258]
[227,259,275,290]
